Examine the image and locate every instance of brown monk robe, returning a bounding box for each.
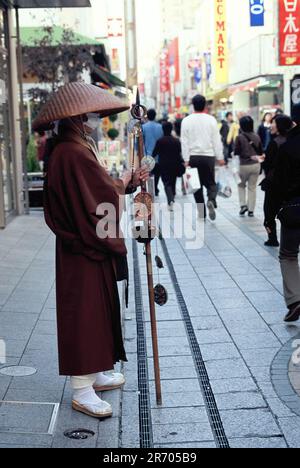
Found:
[44,120,128,376]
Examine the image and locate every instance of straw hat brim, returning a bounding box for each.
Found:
[32,82,130,131]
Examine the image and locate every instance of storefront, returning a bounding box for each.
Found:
[0,0,91,228]
[229,75,284,127]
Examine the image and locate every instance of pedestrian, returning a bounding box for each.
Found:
[152,121,185,211]
[273,104,300,323]
[261,114,293,247]
[258,112,272,152]
[235,116,264,217]
[220,111,234,163]
[142,109,164,196]
[181,95,225,220]
[35,131,47,171]
[33,83,149,419]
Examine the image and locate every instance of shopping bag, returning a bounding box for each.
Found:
[217,167,232,199]
[228,155,242,185]
[183,168,201,194]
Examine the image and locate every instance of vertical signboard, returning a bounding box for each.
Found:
[214,0,228,85]
[279,0,300,66]
[160,49,170,107]
[249,0,265,27]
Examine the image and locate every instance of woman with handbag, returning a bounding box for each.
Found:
[234,116,264,217]
[153,121,185,211]
[273,104,300,323]
[261,115,293,247]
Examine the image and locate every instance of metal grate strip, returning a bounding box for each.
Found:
[159,234,230,449]
[132,239,154,449]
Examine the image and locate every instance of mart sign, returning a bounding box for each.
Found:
[279,0,300,66]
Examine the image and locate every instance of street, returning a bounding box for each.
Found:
[0,184,300,449]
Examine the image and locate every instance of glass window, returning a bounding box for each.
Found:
[0,9,15,222]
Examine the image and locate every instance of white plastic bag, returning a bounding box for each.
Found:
[183,168,201,194]
[217,167,232,199]
[228,155,242,185]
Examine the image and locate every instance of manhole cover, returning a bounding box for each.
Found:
[0,366,37,377]
[64,429,95,440]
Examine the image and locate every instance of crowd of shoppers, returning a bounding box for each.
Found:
[144,97,300,324]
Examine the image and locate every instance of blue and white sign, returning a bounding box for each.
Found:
[249,0,265,27]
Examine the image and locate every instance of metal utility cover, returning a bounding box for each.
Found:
[0,401,59,435]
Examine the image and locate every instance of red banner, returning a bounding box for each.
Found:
[279,0,300,66]
[160,50,170,94]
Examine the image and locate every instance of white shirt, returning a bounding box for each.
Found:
[181,113,224,161]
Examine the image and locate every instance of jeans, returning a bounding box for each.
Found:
[264,189,281,241]
[279,224,300,307]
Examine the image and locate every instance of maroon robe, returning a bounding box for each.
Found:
[44,130,127,376]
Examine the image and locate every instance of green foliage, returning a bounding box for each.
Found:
[107,128,119,141]
[26,136,40,173]
[109,114,118,123]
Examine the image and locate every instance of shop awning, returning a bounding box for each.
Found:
[91,66,126,89]
[1,0,91,8]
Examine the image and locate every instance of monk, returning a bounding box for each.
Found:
[33,83,148,419]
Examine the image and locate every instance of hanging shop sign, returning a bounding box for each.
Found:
[279,0,300,66]
[214,0,229,85]
[249,0,265,27]
[160,49,170,99]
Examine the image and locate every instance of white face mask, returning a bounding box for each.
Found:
[85,113,100,131]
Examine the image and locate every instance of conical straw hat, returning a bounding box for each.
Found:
[32,82,130,131]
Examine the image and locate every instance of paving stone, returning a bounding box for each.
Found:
[240,348,280,368]
[149,379,200,395]
[155,441,217,448]
[215,392,267,411]
[210,378,259,395]
[220,409,282,438]
[153,423,214,445]
[231,332,281,350]
[195,329,232,345]
[151,407,209,425]
[150,391,205,409]
[277,417,300,448]
[229,437,287,448]
[205,359,251,380]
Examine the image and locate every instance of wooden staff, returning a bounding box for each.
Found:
[132,89,162,406]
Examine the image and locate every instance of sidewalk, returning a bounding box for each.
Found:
[0,183,300,448]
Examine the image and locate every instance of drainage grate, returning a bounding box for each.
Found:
[132,239,153,449]
[159,234,230,449]
[64,429,95,440]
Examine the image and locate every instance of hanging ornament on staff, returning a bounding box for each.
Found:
[128,87,168,406]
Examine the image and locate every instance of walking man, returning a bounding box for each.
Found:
[273,104,300,323]
[181,95,225,220]
[143,109,163,196]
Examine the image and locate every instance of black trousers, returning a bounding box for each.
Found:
[152,163,161,195]
[264,189,281,240]
[190,156,217,212]
[161,173,177,205]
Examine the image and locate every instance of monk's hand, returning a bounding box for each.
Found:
[133,166,150,187]
[121,170,133,188]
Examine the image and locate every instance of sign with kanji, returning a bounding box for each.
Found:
[107,18,123,38]
[279,0,300,66]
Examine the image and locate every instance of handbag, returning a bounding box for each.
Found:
[183,167,201,194]
[277,197,300,229]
